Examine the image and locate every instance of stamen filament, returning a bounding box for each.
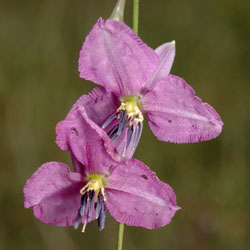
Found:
[88,190,95,218]
[102,113,116,129]
[126,126,133,150]
[75,175,107,231]
[98,201,106,231]
[82,219,87,232]
[80,194,87,216]
[102,96,144,158]
[80,183,89,195]
[95,193,102,219]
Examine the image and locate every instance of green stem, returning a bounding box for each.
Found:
[116,223,125,250]
[116,2,139,249]
[133,0,139,34]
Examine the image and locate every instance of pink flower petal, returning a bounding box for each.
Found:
[74,87,119,127]
[105,159,180,229]
[70,152,84,174]
[56,106,121,175]
[56,87,119,153]
[78,18,158,97]
[143,41,176,93]
[142,74,223,143]
[24,162,83,226]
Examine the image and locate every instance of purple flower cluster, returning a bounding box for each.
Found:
[24,18,222,232]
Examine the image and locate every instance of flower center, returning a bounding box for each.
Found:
[102,96,144,158]
[118,96,144,124]
[74,174,107,232]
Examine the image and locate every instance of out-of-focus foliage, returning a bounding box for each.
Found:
[0,0,249,250]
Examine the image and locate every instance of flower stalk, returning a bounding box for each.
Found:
[117,223,124,250]
[116,1,139,248]
[133,0,139,34]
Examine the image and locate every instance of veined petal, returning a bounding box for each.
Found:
[143,41,175,93]
[24,162,83,226]
[78,18,158,97]
[105,159,180,229]
[142,75,223,143]
[56,105,121,175]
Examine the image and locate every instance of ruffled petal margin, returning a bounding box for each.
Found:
[56,88,123,172]
[78,18,158,97]
[142,74,223,143]
[106,159,180,229]
[74,87,120,128]
[56,87,119,151]
[24,162,83,226]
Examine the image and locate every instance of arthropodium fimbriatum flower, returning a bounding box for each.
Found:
[24,106,180,231]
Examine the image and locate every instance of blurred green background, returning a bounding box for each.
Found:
[0,0,249,249]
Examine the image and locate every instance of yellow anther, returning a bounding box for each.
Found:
[80,183,89,195]
[101,186,106,201]
[89,178,102,190]
[117,96,144,123]
[79,174,106,200]
[125,102,135,114]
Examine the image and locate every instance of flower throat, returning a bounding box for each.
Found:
[102,96,143,157]
[74,175,106,232]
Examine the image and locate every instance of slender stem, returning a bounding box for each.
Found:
[133,0,139,34]
[116,223,125,250]
[116,2,139,250]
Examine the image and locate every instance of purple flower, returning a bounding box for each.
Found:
[24,106,180,231]
[77,18,223,159]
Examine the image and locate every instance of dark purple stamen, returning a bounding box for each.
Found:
[74,212,82,230]
[138,122,143,140]
[98,200,106,231]
[108,125,119,138]
[95,193,102,219]
[74,191,106,231]
[88,190,95,219]
[111,128,119,141]
[103,109,143,158]
[117,110,127,135]
[121,119,130,135]
[132,122,143,150]
[102,113,116,129]
[74,193,87,229]
[126,126,133,150]
[80,193,87,216]
[118,110,125,126]
[132,123,139,150]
